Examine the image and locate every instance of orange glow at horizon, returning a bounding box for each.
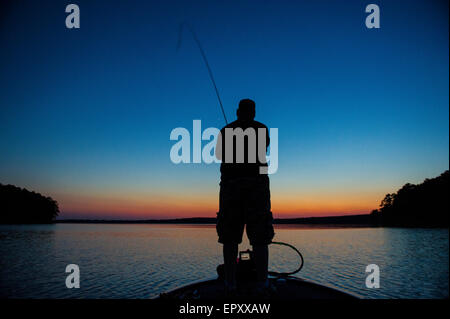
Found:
[56,188,383,219]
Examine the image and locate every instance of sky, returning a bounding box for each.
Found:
[0,0,448,219]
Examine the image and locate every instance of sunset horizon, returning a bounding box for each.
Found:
[0,0,448,305]
[5,168,444,220]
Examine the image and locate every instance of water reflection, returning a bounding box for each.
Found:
[0,224,448,299]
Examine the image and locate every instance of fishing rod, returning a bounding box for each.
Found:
[177,22,228,125]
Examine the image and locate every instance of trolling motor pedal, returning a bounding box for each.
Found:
[217,242,304,281]
[217,249,258,282]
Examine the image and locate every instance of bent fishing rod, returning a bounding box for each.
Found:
[177,22,228,125]
[178,24,306,276]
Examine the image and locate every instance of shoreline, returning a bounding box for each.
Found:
[51,214,448,228]
[54,214,376,225]
[2,214,445,228]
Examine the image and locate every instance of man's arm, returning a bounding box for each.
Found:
[215,129,223,161]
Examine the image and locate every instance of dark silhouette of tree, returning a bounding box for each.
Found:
[0,183,59,224]
[380,193,395,210]
[371,171,449,227]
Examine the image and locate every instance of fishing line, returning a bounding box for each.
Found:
[177,22,228,125]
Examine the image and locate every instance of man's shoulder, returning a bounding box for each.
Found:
[222,121,237,130]
[251,120,268,129]
[221,120,268,131]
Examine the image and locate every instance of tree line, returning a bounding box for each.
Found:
[371,170,449,227]
[0,184,59,224]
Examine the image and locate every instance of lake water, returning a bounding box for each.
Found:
[0,224,448,299]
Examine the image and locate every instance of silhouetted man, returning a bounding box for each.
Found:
[215,98,274,295]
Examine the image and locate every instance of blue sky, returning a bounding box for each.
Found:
[0,0,448,218]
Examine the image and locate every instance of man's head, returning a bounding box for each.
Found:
[236,99,256,121]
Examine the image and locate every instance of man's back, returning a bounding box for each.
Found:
[217,119,270,181]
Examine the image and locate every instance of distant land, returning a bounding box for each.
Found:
[370,170,448,227]
[56,214,379,227]
[0,183,59,224]
[2,170,448,227]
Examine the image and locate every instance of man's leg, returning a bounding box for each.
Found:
[223,243,238,290]
[252,244,269,285]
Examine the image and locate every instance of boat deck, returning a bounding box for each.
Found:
[159,277,357,300]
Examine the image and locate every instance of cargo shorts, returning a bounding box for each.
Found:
[216,175,275,245]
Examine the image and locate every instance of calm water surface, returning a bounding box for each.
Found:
[0,224,448,299]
